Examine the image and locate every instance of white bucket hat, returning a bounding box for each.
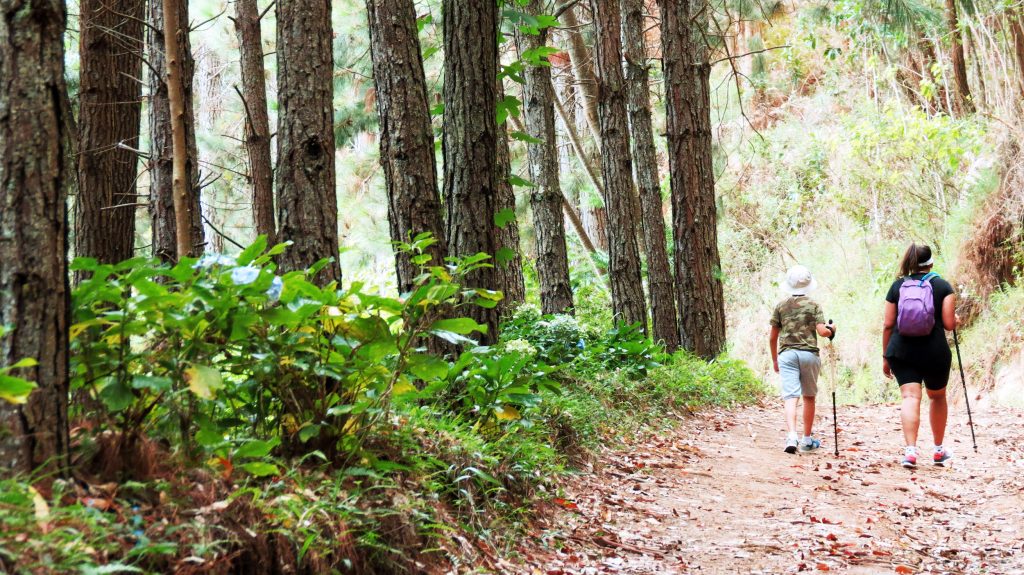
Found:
[783,265,817,296]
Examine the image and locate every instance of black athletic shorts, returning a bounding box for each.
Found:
[887,356,951,391]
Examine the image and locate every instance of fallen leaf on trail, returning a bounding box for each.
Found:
[816,562,830,571]
[553,498,579,510]
[894,565,915,574]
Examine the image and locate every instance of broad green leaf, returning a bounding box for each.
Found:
[509,130,542,144]
[429,318,487,335]
[495,247,517,265]
[240,462,279,477]
[494,208,517,228]
[185,365,224,400]
[131,375,172,392]
[407,353,449,381]
[195,426,224,448]
[234,438,279,459]
[8,358,38,369]
[99,379,135,412]
[298,424,322,443]
[0,374,36,404]
[237,236,268,266]
[508,174,536,187]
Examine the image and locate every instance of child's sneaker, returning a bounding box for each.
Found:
[901,447,918,469]
[784,437,798,454]
[933,446,952,467]
[799,437,821,452]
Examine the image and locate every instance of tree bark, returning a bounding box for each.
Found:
[234,0,276,243]
[945,0,975,115]
[163,0,192,259]
[516,2,574,315]
[590,0,647,331]
[276,0,342,284]
[659,0,727,358]
[1010,8,1024,98]
[75,0,144,270]
[559,5,602,147]
[621,0,679,351]
[148,0,204,260]
[495,100,527,313]
[442,0,500,344]
[367,0,447,294]
[0,0,71,476]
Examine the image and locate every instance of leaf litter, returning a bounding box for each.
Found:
[513,404,1024,574]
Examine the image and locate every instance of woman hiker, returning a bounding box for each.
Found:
[882,243,958,468]
[770,265,836,454]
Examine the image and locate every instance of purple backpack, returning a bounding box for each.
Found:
[897,272,937,336]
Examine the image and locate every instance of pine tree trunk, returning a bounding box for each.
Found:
[148,0,204,260]
[442,0,500,343]
[946,0,975,114]
[621,0,679,351]
[276,0,342,284]
[1010,9,1024,98]
[0,0,71,476]
[495,85,526,313]
[659,0,727,358]
[75,0,144,270]
[234,0,276,243]
[516,1,574,315]
[367,0,447,293]
[559,6,602,148]
[590,0,647,331]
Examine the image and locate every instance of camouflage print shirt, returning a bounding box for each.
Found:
[770,296,825,353]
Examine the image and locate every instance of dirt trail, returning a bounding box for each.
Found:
[513,402,1024,574]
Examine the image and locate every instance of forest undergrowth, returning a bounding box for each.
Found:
[0,238,762,574]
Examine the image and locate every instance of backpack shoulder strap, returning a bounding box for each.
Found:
[920,272,938,286]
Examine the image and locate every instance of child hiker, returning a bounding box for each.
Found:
[882,243,957,468]
[770,265,836,454]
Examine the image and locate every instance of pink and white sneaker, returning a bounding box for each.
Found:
[933,446,952,467]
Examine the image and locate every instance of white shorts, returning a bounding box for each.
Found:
[779,349,820,400]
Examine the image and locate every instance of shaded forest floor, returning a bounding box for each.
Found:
[509,401,1024,574]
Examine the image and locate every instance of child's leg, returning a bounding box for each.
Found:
[778,350,801,436]
[802,395,815,437]
[785,397,799,434]
[799,351,821,437]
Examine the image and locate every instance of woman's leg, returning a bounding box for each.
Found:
[927,387,948,447]
[900,383,922,447]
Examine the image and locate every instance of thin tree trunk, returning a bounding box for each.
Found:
[659,0,727,358]
[517,1,574,315]
[621,0,679,351]
[442,0,500,343]
[559,6,602,148]
[590,0,647,331]
[495,101,527,313]
[276,0,342,284]
[163,0,191,259]
[75,0,144,270]
[0,0,71,476]
[149,0,204,260]
[367,0,447,293]
[946,0,975,114]
[1010,8,1024,98]
[234,0,276,243]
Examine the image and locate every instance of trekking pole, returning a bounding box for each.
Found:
[952,329,978,452]
[828,320,838,456]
